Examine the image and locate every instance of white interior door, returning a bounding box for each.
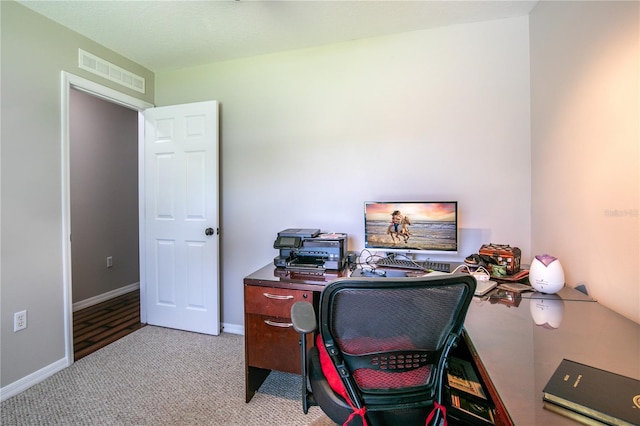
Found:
[143,101,220,335]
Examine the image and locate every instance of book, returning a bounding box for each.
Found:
[448,388,495,425]
[447,357,487,399]
[542,359,640,426]
[544,402,613,426]
[446,357,495,425]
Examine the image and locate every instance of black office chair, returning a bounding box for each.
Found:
[291,274,476,426]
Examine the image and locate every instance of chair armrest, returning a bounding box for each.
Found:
[291,301,317,334]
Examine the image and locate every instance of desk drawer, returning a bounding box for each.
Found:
[245,285,313,317]
[246,313,312,374]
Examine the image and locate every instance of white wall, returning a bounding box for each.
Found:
[156,17,532,329]
[530,1,639,323]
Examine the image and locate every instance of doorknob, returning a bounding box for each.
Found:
[205,227,214,236]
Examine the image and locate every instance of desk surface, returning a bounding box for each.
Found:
[481,284,596,304]
[464,287,640,425]
[243,263,349,290]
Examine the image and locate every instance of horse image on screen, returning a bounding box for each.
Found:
[364,201,458,253]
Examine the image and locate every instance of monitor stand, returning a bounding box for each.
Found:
[352,268,407,278]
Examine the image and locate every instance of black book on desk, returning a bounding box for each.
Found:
[542,359,640,426]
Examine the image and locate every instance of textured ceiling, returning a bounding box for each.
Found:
[18,1,539,72]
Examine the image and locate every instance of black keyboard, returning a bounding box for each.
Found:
[374,257,451,273]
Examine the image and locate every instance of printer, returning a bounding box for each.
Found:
[273,228,348,271]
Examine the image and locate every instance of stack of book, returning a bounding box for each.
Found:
[446,357,496,425]
[543,359,640,425]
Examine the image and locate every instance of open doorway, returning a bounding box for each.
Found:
[69,87,142,360]
[62,73,220,365]
[61,72,154,364]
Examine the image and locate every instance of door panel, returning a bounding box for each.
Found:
[144,101,219,335]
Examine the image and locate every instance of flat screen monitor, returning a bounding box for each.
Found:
[364,201,458,254]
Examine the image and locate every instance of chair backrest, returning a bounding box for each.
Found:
[317,274,476,413]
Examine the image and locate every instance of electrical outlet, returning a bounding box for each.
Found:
[14,310,27,332]
[107,256,113,268]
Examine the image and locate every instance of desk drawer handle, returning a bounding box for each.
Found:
[263,293,294,300]
[264,320,293,328]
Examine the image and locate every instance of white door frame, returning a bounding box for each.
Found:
[60,71,153,365]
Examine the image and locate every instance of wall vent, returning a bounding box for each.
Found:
[78,49,145,94]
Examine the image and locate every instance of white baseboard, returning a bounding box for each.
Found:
[0,357,69,402]
[221,322,244,335]
[73,282,140,312]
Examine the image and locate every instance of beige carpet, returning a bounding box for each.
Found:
[1,326,335,425]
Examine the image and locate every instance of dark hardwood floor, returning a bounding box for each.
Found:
[73,290,145,361]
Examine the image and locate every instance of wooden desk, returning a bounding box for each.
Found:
[464,286,640,425]
[243,264,349,402]
[244,265,640,425]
